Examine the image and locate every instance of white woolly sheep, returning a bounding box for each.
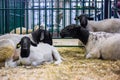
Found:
[14,36,62,66]
[60,24,120,60]
[75,14,120,33]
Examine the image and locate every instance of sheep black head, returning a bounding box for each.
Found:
[32,28,53,45]
[60,24,89,45]
[16,36,37,58]
[60,24,80,38]
[74,14,93,28]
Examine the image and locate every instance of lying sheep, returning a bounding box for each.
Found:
[75,14,120,33]
[14,36,62,66]
[31,28,52,45]
[0,28,52,67]
[60,24,120,60]
[10,24,45,34]
[10,27,33,34]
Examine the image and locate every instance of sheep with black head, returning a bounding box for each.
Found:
[31,28,53,45]
[75,14,120,33]
[60,24,120,60]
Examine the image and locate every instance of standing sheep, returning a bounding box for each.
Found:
[60,24,120,60]
[14,36,62,66]
[75,14,120,33]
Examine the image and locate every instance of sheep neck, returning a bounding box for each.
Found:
[78,28,89,45]
[31,29,42,44]
[20,48,30,58]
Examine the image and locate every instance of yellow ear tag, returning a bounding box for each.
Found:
[16,44,21,48]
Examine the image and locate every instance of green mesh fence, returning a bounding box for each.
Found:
[0,0,119,47]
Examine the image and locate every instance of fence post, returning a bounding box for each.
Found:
[104,0,110,19]
[5,0,9,33]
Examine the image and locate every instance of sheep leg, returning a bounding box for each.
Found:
[31,60,45,66]
[5,58,17,68]
[85,49,100,59]
[52,47,62,64]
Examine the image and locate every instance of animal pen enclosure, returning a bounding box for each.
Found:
[0,0,120,80]
[0,0,119,37]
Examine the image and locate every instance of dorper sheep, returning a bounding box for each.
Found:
[60,24,120,60]
[75,14,120,33]
[14,36,62,66]
[0,28,52,67]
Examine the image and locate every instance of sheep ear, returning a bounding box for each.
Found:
[40,31,44,41]
[31,41,37,47]
[16,41,21,48]
[87,17,94,20]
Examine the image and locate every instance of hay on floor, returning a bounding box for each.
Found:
[0,47,120,80]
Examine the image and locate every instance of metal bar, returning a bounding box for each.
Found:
[114,0,117,18]
[56,0,60,37]
[70,0,72,24]
[20,0,22,34]
[82,0,85,13]
[5,0,9,33]
[51,0,54,36]
[3,0,5,34]
[75,0,78,25]
[32,0,34,31]
[101,0,103,19]
[104,0,109,19]
[1,0,4,34]
[38,0,41,30]
[88,0,90,17]
[63,0,65,28]
[95,0,97,20]
[25,0,28,34]
[45,0,47,30]
[0,1,1,34]
[109,0,112,18]
[13,0,16,33]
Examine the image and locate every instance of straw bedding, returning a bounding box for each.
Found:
[0,47,120,80]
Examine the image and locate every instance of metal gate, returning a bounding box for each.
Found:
[0,0,119,38]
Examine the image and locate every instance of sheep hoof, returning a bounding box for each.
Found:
[85,54,92,59]
[54,60,62,65]
[5,61,17,68]
[31,62,38,66]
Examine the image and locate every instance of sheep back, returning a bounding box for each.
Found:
[100,35,120,60]
[10,27,32,34]
[88,19,120,33]
[86,32,120,60]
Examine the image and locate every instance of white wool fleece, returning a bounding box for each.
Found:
[87,19,120,33]
[16,43,62,66]
[85,32,120,60]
